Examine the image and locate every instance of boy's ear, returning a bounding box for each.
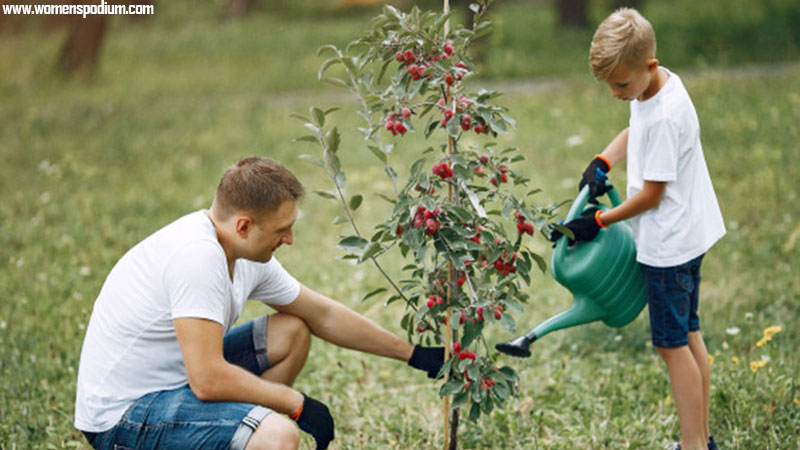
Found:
[646,58,659,72]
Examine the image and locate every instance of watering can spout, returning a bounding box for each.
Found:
[496,294,606,357]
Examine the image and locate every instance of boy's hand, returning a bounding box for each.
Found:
[549,213,602,245]
[407,345,445,379]
[579,156,612,201]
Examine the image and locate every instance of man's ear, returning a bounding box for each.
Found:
[234,216,254,238]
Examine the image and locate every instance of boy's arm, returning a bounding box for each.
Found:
[600,127,629,165]
[597,180,665,225]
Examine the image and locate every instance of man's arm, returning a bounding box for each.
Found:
[173,317,303,414]
[272,285,415,363]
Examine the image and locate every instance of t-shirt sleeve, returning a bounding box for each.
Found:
[249,258,301,306]
[163,240,230,324]
[641,118,680,182]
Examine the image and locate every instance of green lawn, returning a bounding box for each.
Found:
[1,2,799,449]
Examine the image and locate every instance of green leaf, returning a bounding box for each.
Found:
[310,107,326,127]
[317,44,340,57]
[322,77,350,89]
[469,402,481,421]
[325,127,341,154]
[318,58,341,80]
[349,195,363,211]
[298,154,325,168]
[440,379,463,396]
[313,190,337,200]
[367,145,387,164]
[289,113,310,122]
[338,236,369,252]
[530,252,547,273]
[359,242,382,262]
[452,390,470,408]
[499,312,516,333]
[362,287,387,302]
[334,171,346,190]
[324,107,341,116]
[332,215,348,225]
[293,135,318,144]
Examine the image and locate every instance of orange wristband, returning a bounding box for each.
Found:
[594,154,612,172]
[289,404,303,421]
[594,210,609,228]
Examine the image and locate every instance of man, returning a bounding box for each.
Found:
[75,156,443,450]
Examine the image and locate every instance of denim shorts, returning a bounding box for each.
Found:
[641,255,704,348]
[84,316,274,450]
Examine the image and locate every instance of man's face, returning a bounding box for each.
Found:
[605,60,655,102]
[247,200,297,262]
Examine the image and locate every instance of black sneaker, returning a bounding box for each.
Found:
[708,435,718,450]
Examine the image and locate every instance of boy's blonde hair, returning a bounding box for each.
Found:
[589,8,656,81]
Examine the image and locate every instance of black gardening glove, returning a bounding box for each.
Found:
[549,212,602,245]
[579,156,612,202]
[294,394,334,450]
[407,345,445,379]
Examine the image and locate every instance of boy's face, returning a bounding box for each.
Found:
[605,59,659,102]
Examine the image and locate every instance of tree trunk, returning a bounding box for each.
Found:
[58,8,108,76]
[224,0,257,19]
[448,409,459,450]
[612,0,643,11]
[556,0,588,28]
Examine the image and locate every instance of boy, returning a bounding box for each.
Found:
[553,8,726,450]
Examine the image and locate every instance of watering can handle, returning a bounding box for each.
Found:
[554,183,621,255]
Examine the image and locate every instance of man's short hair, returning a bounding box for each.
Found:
[213,156,305,220]
[589,8,656,81]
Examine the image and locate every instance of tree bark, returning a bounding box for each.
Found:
[556,0,589,28]
[58,8,108,76]
[224,0,257,19]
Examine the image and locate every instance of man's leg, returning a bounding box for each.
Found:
[688,331,711,441]
[657,346,707,450]
[262,313,311,386]
[245,413,300,450]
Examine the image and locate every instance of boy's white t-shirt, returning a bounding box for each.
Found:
[74,210,301,432]
[626,68,726,267]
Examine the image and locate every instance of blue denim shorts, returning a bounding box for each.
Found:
[84,316,274,450]
[641,255,704,348]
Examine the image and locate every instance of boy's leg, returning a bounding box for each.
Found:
[656,346,707,450]
[688,331,711,441]
[644,255,708,450]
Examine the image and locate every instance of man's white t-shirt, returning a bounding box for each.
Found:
[74,210,301,432]
[627,68,726,267]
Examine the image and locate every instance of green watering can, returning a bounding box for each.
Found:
[496,184,648,357]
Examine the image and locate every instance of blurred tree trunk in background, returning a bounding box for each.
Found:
[58,3,107,76]
[612,0,643,11]
[225,0,257,18]
[556,0,588,28]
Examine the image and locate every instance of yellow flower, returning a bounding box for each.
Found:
[756,336,771,347]
[708,354,714,365]
[794,398,800,406]
[763,325,783,337]
[750,361,759,372]
[665,395,672,406]
[731,356,739,365]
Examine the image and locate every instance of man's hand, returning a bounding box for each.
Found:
[407,345,445,379]
[579,156,612,201]
[294,394,334,450]
[549,212,602,245]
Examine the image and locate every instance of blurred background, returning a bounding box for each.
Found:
[2,1,799,448]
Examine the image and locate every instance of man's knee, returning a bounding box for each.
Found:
[245,413,299,450]
[268,314,311,355]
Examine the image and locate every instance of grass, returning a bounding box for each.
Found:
[1,1,799,449]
